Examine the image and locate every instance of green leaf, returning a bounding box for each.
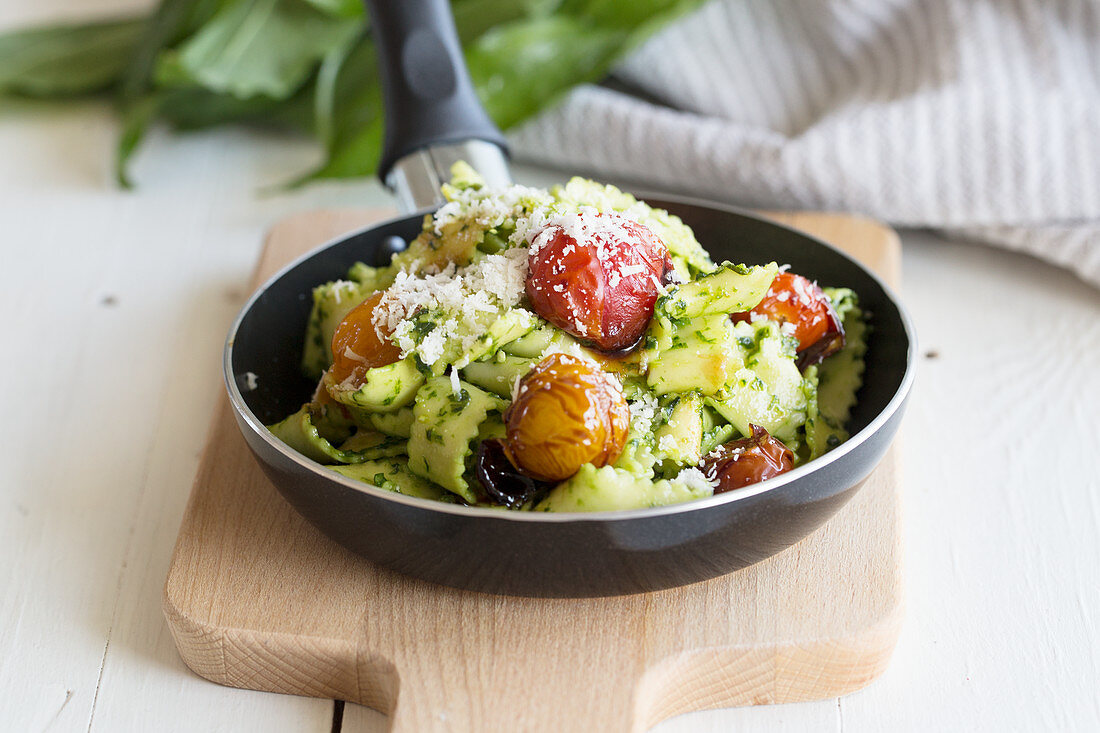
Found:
[558,0,697,29]
[312,28,361,147]
[301,0,363,19]
[155,0,361,100]
[558,0,707,55]
[118,0,234,102]
[299,0,555,184]
[450,0,559,43]
[159,85,314,129]
[0,16,146,97]
[115,95,163,188]
[466,16,625,130]
[293,33,383,182]
[114,84,314,187]
[466,0,706,130]
[1,0,705,186]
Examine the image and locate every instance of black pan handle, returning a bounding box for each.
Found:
[364,0,511,211]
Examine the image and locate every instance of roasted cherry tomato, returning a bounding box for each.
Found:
[503,353,630,482]
[329,291,402,384]
[701,425,794,493]
[732,272,844,368]
[526,211,671,352]
[476,438,552,508]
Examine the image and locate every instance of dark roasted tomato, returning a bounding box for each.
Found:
[732,272,844,368]
[526,211,671,352]
[329,291,402,384]
[475,438,552,508]
[701,425,794,493]
[503,353,630,482]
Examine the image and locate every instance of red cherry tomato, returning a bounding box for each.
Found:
[526,211,671,352]
[701,425,794,493]
[732,272,844,367]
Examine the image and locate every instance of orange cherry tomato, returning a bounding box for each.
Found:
[329,292,402,384]
[503,353,630,482]
[701,425,794,493]
[526,212,671,352]
[732,272,844,367]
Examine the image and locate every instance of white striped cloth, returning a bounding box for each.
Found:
[508,0,1100,287]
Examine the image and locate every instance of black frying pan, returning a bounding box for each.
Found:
[224,0,916,597]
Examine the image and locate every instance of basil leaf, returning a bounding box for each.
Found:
[0,17,146,97]
[466,16,626,130]
[155,0,360,100]
[115,85,313,187]
[115,95,162,188]
[559,0,703,32]
[312,28,362,147]
[450,0,558,43]
[118,0,231,101]
[299,0,552,184]
[301,0,363,19]
[295,33,383,183]
[466,0,705,129]
[2,0,704,186]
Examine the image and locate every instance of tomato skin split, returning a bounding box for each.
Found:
[526,212,671,352]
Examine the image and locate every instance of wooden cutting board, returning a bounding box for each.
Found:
[164,208,903,732]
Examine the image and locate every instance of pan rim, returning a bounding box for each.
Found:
[224,198,916,523]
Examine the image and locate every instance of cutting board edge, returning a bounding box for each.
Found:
[636,606,903,727]
[163,578,903,724]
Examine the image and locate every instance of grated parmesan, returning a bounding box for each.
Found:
[432,183,552,237]
[372,247,531,368]
[675,466,719,493]
[329,279,358,304]
[628,393,659,435]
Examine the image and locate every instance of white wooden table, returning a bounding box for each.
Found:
[3,3,1099,730]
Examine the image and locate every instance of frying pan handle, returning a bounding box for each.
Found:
[364,0,511,212]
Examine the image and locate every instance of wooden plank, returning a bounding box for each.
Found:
[0,194,336,732]
[164,208,903,732]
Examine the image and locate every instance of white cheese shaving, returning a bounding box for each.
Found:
[432,183,551,236]
[628,393,659,435]
[329,279,358,304]
[522,206,631,259]
[675,466,719,493]
[372,248,531,368]
[449,367,461,396]
[342,346,368,364]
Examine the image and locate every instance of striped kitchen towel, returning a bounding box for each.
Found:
[508,0,1100,287]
